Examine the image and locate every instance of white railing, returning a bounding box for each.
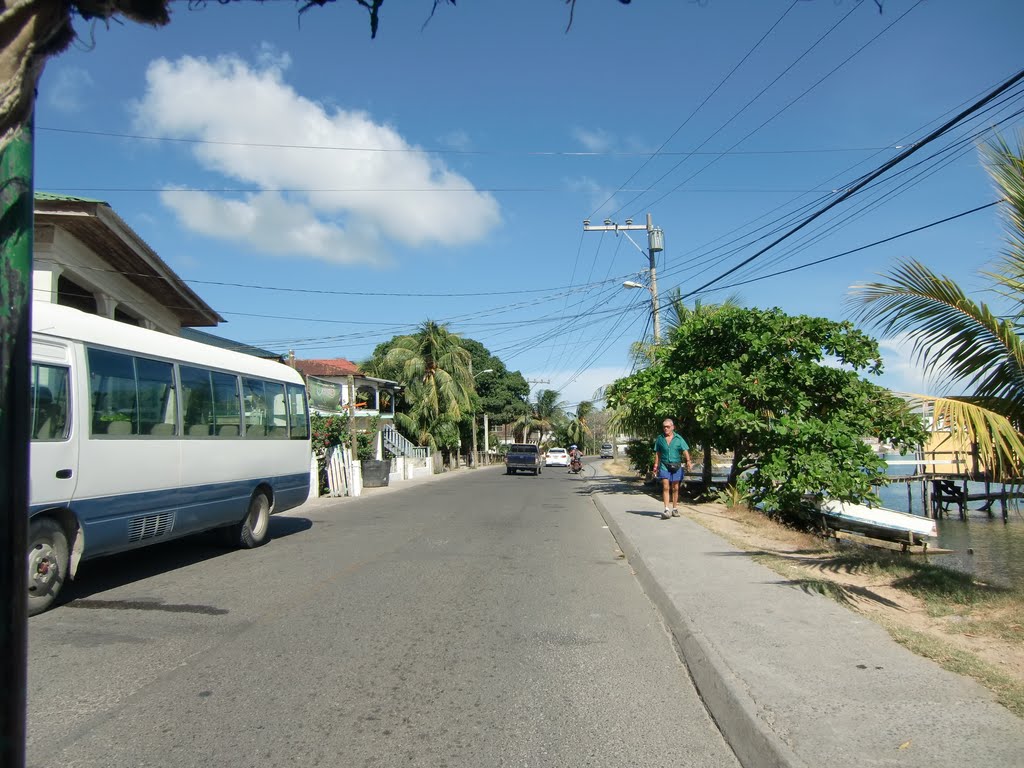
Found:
[382,426,429,459]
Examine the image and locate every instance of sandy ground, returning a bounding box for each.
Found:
[602,459,1024,689]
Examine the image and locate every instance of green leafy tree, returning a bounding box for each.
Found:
[457,337,530,450]
[849,135,1024,479]
[618,294,740,482]
[606,306,928,514]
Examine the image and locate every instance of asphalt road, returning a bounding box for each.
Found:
[27,463,740,768]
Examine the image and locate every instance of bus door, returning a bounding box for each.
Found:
[30,342,79,510]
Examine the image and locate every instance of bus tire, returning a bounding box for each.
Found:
[228,490,271,549]
[28,517,69,616]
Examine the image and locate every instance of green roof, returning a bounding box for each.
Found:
[35,192,107,204]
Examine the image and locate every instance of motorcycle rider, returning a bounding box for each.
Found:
[568,444,582,473]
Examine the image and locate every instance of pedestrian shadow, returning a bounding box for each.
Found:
[626,509,668,519]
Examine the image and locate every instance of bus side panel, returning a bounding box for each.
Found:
[178,439,310,524]
[29,339,79,513]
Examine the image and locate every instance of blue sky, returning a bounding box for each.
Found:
[35,0,1024,409]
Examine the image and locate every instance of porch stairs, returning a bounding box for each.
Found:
[382,426,429,459]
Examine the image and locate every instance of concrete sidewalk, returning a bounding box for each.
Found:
[588,473,1024,768]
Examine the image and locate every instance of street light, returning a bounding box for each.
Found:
[623,279,659,340]
[472,369,495,466]
[585,213,663,341]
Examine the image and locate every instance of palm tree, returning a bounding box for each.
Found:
[513,389,567,444]
[377,321,474,452]
[849,135,1024,478]
[566,400,593,450]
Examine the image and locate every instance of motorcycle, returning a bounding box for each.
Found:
[569,456,583,474]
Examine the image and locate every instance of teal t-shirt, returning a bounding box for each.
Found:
[654,434,688,463]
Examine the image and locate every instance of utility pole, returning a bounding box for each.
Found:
[583,213,664,341]
[1,110,33,768]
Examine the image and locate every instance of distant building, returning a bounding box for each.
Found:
[293,358,401,420]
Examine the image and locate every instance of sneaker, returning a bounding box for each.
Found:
[672,508,680,517]
[661,508,671,519]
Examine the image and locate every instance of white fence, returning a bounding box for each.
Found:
[307,448,435,501]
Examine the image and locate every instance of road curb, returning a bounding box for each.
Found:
[591,492,805,768]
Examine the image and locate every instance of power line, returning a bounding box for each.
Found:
[700,200,1001,294]
[679,68,1024,301]
[627,0,923,218]
[588,0,800,220]
[36,125,892,157]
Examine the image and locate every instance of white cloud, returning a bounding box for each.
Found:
[132,53,500,265]
[875,333,955,396]
[572,127,614,153]
[159,189,385,266]
[45,67,94,113]
[566,176,618,219]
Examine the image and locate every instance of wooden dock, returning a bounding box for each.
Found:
[880,473,1024,522]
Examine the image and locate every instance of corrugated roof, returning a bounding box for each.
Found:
[294,358,362,377]
[35,192,106,204]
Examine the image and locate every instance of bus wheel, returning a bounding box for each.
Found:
[234,490,271,549]
[28,518,69,616]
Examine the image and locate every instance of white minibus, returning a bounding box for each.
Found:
[28,303,311,615]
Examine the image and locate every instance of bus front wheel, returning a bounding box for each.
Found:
[28,517,69,616]
[225,491,271,549]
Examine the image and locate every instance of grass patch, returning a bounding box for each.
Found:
[882,622,1024,719]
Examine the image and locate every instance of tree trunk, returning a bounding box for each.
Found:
[728,446,746,488]
[702,440,713,486]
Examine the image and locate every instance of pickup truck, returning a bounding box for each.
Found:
[504,444,542,475]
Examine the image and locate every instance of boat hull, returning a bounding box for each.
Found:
[819,500,937,543]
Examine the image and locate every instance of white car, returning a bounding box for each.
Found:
[545,447,570,467]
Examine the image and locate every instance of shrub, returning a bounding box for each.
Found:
[310,414,349,457]
[624,438,655,473]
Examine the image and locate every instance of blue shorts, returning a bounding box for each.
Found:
[657,465,685,482]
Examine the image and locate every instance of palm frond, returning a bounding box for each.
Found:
[850,260,1024,413]
[980,135,1024,314]
[902,393,1024,480]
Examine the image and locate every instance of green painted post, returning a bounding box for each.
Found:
[0,116,33,768]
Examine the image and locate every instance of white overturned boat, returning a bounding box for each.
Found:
[818,499,937,544]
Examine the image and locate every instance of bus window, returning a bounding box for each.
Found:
[242,378,268,438]
[31,364,70,441]
[88,347,138,436]
[180,365,213,437]
[287,383,309,439]
[265,381,288,439]
[212,371,241,438]
[136,357,176,436]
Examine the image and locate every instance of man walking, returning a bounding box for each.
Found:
[654,418,692,520]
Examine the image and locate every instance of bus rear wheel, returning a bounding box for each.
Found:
[28,518,69,616]
[225,490,271,549]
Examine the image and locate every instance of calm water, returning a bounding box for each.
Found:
[877,457,1024,589]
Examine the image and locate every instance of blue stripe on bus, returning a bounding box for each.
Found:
[30,473,309,558]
